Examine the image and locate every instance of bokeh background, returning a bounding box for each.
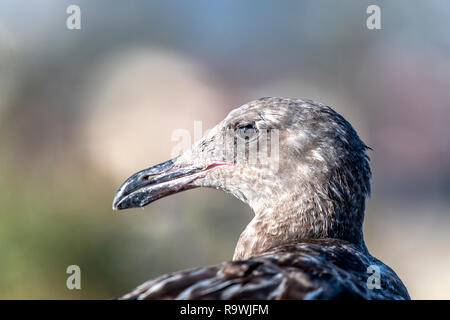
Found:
[1,0,449,299]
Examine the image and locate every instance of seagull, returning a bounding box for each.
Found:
[112,97,410,300]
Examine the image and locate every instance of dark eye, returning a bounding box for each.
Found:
[236,122,258,141]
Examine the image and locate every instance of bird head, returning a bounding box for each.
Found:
[113,97,371,250]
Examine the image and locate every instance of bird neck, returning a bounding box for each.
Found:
[233,191,367,260]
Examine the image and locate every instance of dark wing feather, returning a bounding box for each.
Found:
[118,239,410,300]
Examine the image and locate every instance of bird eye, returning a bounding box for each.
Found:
[236,122,258,141]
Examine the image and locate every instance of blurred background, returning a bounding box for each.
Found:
[0,0,449,299]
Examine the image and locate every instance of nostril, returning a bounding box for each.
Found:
[139,170,163,182]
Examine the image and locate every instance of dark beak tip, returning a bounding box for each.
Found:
[112,194,120,210]
[112,191,128,211]
[111,158,202,212]
[112,201,129,211]
[112,189,148,211]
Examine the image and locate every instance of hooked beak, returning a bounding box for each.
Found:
[112,159,232,210]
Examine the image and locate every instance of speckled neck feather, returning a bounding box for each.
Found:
[233,170,369,260]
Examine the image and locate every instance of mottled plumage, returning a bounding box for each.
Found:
[118,239,408,300]
[112,97,410,300]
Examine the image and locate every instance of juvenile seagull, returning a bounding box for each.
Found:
[112,97,409,300]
